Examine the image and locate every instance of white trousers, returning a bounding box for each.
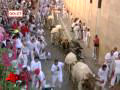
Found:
[74,30,79,40]
[97,79,107,90]
[107,62,114,78]
[111,73,120,86]
[23,54,28,66]
[52,74,63,88]
[51,34,54,43]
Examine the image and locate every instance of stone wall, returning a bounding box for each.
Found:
[63,0,120,64]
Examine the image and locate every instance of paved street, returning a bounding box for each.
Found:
[41,15,100,90]
[1,0,120,90]
[58,15,100,74]
[33,2,73,90]
[42,28,73,90]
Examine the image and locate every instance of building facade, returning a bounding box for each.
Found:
[64,0,120,64]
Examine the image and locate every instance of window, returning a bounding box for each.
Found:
[90,0,92,4]
[98,0,102,8]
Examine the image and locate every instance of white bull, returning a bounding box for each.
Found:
[47,15,54,29]
[51,28,58,45]
[50,25,63,45]
[71,62,96,90]
[65,52,77,73]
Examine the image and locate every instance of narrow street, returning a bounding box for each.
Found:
[41,27,73,90]
[0,0,120,90]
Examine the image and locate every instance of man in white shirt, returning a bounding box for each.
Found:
[31,50,42,71]
[31,50,42,90]
[37,28,45,36]
[51,59,64,88]
[82,23,87,41]
[30,38,40,56]
[113,47,119,60]
[85,28,91,48]
[15,34,23,49]
[73,24,80,40]
[105,50,115,78]
[110,53,120,87]
[21,41,29,66]
[37,38,46,54]
[29,22,36,32]
[39,49,47,62]
[39,35,47,46]
[97,64,109,90]
[71,21,76,31]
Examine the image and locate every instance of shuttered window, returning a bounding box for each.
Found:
[98,0,102,8]
[90,0,92,4]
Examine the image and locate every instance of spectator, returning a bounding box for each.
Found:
[113,47,119,60]
[110,53,120,87]
[73,24,80,40]
[85,28,91,48]
[105,50,115,78]
[97,64,109,90]
[93,35,100,61]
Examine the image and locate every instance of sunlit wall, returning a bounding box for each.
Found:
[63,0,120,64]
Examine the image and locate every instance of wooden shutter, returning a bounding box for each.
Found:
[98,0,102,8]
[90,0,92,4]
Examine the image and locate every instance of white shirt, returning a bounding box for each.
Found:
[2,40,6,46]
[37,29,44,35]
[83,25,86,31]
[44,6,49,16]
[85,31,91,41]
[30,24,36,31]
[31,40,40,53]
[40,36,47,46]
[86,31,91,37]
[76,20,80,24]
[105,52,114,63]
[16,38,23,48]
[38,42,46,50]
[39,51,46,60]
[98,67,109,82]
[73,25,80,31]
[114,60,120,74]
[22,46,29,56]
[51,62,64,76]
[113,51,119,59]
[31,60,42,71]
[72,22,76,28]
